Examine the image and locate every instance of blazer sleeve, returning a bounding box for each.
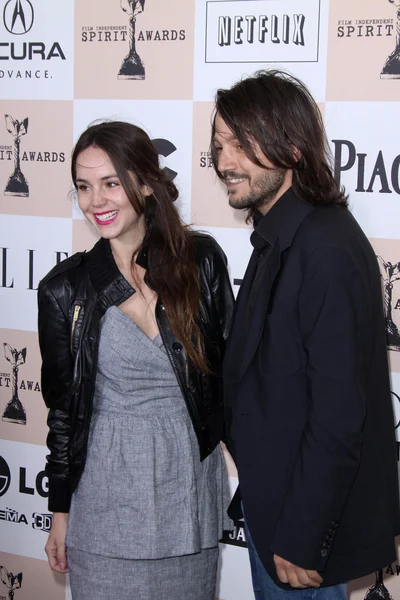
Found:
[269,245,370,572]
[38,281,74,513]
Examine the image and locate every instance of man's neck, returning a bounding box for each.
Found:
[258,173,293,217]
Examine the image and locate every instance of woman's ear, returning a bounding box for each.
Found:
[141,184,153,197]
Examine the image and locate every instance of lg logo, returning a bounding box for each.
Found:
[0,456,11,497]
[3,0,34,36]
[0,456,48,498]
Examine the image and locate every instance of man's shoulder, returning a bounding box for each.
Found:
[295,205,361,249]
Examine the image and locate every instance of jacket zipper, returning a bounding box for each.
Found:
[71,305,82,352]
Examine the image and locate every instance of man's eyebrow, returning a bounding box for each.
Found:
[212,133,238,144]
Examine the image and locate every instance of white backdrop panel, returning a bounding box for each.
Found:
[0,439,49,560]
[0,214,72,332]
[325,102,400,239]
[72,100,194,224]
[0,0,74,100]
[194,0,330,102]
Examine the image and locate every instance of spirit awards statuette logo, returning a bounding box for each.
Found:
[363,571,393,600]
[377,256,400,349]
[119,0,145,79]
[4,115,29,198]
[381,0,400,78]
[0,567,22,600]
[3,0,34,36]
[1,343,27,425]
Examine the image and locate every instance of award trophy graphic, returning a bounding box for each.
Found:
[377,256,400,349]
[363,571,393,600]
[118,0,145,80]
[4,115,29,197]
[0,566,22,600]
[1,343,27,425]
[381,0,400,78]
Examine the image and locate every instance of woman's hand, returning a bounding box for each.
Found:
[45,512,69,573]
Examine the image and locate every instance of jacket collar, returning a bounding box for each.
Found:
[85,238,148,307]
[251,187,313,253]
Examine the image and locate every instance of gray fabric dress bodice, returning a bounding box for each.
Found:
[66,305,230,559]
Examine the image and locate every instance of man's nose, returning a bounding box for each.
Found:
[218,148,237,174]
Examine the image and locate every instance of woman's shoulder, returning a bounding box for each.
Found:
[189,231,227,265]
[39,251,87,292]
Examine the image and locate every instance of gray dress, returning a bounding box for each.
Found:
[66,306,231,600]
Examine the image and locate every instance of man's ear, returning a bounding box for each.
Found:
[291,145,302,163]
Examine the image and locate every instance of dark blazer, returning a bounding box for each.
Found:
[224,188,400,587]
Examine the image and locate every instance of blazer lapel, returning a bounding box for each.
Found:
[224,249,259,361]
[238,242,281,381]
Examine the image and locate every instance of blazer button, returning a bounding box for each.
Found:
[172,342,182,352]
[320,549,328,557]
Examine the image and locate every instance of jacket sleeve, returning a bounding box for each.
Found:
[269,245,370,571]
[38,281,74,513]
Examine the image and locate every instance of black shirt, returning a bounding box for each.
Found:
[245,188,293,327]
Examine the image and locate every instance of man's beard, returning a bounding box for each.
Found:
[226,167,286,211]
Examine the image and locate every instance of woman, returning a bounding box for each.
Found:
[38,121,234,600]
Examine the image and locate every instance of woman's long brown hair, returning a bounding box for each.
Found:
[71,121,207,371]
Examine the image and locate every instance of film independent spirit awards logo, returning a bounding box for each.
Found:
[3,115,29,198]
[377,256,400,350]
[119,0,146,80]
[0,566,22,600]
[1,343,27,425]
[381,0,400,78]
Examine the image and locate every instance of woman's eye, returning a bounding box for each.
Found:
[106,181,119,188]
[77,185,89,192]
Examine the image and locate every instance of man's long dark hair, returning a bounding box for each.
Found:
[211,70,348,217]
[72,121,207,371]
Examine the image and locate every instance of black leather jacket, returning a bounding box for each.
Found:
[38,233,234,512]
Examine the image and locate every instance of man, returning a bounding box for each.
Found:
[212,70,400,599]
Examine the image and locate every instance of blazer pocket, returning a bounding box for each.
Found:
[261,312,303,374]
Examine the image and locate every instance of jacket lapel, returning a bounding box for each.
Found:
[237,242,281,381]
[224,249,259,361]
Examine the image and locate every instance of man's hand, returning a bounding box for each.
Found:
[273,554,323,589]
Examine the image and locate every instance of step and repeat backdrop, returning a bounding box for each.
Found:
[0,0,400,598]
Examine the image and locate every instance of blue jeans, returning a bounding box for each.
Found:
[244,521,348,600]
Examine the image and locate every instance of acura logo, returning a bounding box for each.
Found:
[0,456,11,497]
[3,0,34,36]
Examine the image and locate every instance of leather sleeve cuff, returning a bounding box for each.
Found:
[47,475,72,513]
